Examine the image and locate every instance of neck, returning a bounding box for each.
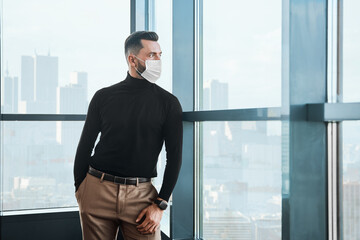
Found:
[123,71,153,88]
[129,67,144,79]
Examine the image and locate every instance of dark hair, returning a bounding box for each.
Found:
[124,31,159,61]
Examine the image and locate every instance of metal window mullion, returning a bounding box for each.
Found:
[0,120,3,215]
[0,114,86,121]
[328,122,339,240]
[183,107,282,122]
[327,0,338,104]
[327,0,342,239]
[193,0,201,238]
[130,0,149,32]
[193,121,200,239]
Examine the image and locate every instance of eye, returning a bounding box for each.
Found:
[149,53,154,57]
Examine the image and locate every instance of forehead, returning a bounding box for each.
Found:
[139,39,161,54]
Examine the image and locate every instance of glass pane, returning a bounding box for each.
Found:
[153,146,171,237]
[152,0,172,93]
[201,121,282,239]
[343,0,360,102]
[1,121,87,211]
[151,0,173,236]
[342,121,360,239]
[202,0,282,110]
[1,0,130,114]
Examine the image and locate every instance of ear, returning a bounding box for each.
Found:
[128,55,136,67]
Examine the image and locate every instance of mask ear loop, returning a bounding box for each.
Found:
[135,67,143,77]
[133,55,145,77]
[133,55,145,63]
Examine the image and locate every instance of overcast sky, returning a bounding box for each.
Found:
[1,0,359,111]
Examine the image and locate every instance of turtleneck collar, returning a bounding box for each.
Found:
[122,71,154,88]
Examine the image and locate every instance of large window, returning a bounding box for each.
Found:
[341,1,360,239]
[150,0,173,236]
[201,121,282,239]
[202,0,282,110]
[198,1,283,239]
[343,0,360,103]
[151,0,172,93]
[342,121,360,240]
[1,0,130,212]
[1,0,130,114]
[1,121,85,211]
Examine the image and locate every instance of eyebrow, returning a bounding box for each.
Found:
[149,51,162,55]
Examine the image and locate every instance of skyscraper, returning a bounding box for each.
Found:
[203,79,229,157]
[210,79,228,110]
[56,71,88,159]
[20,53,59,113]
[343,181,360,239]
[56,84,87,114]
[70,71,88,101]
[203,210,253,240]
[21,56,34,103]
[34,54,58,112]
[3,67,19,113]
[203,79,229,110]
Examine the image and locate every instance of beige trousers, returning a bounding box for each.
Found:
[75,172,161,240]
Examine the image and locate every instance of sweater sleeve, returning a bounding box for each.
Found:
[158,97,183,202]
[73,90,101,192]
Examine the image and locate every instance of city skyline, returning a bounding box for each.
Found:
[0,51,359,240]
[0,1,359,238]
[1,53,88,115]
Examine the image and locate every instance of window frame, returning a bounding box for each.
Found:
[0,1,359,240]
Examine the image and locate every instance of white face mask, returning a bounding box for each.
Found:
[134,56,162,83]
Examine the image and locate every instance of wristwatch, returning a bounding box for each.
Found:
[154,199,168,210]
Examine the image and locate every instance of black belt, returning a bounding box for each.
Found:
[88,166,151,186]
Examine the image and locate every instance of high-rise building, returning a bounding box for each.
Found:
[203,210,253,240]
[21,56,34,103]
[34,54,58,112]
[3,67,19,113]
[70,72,88,100]
[57,71,88,114]
[343,181,360,239]
[56,85,87,114]
[203,86,210,110]
[203,79,229,157]
[210,79,228,110]
[56,71,88,159]
[20,53,59,113]
[253,214,281,240]
[203,79,228,110]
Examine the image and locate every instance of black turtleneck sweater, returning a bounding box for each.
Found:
[73,72,183,202]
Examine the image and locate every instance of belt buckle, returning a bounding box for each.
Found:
[124,178,127,185]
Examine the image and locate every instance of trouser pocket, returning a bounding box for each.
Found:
[75,173,89,205]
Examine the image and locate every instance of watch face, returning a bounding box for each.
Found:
[158,200,168,210]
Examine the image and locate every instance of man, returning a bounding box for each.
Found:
[73,31,183,240]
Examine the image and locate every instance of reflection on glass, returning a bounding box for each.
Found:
[153,146,171,237]
[150,0,173,236]
[202,0,282,110]
[342,121,360,240]
[1,0,130,114]
[152,0,172,93]
[1,121,86,211]
[201,121,282,239]
[343,0,360,102]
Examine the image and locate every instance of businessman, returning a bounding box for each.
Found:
[73,31,183,240]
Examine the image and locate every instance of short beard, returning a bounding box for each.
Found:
[136,60,146,75]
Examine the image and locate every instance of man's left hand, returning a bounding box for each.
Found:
[135,200,165,234]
